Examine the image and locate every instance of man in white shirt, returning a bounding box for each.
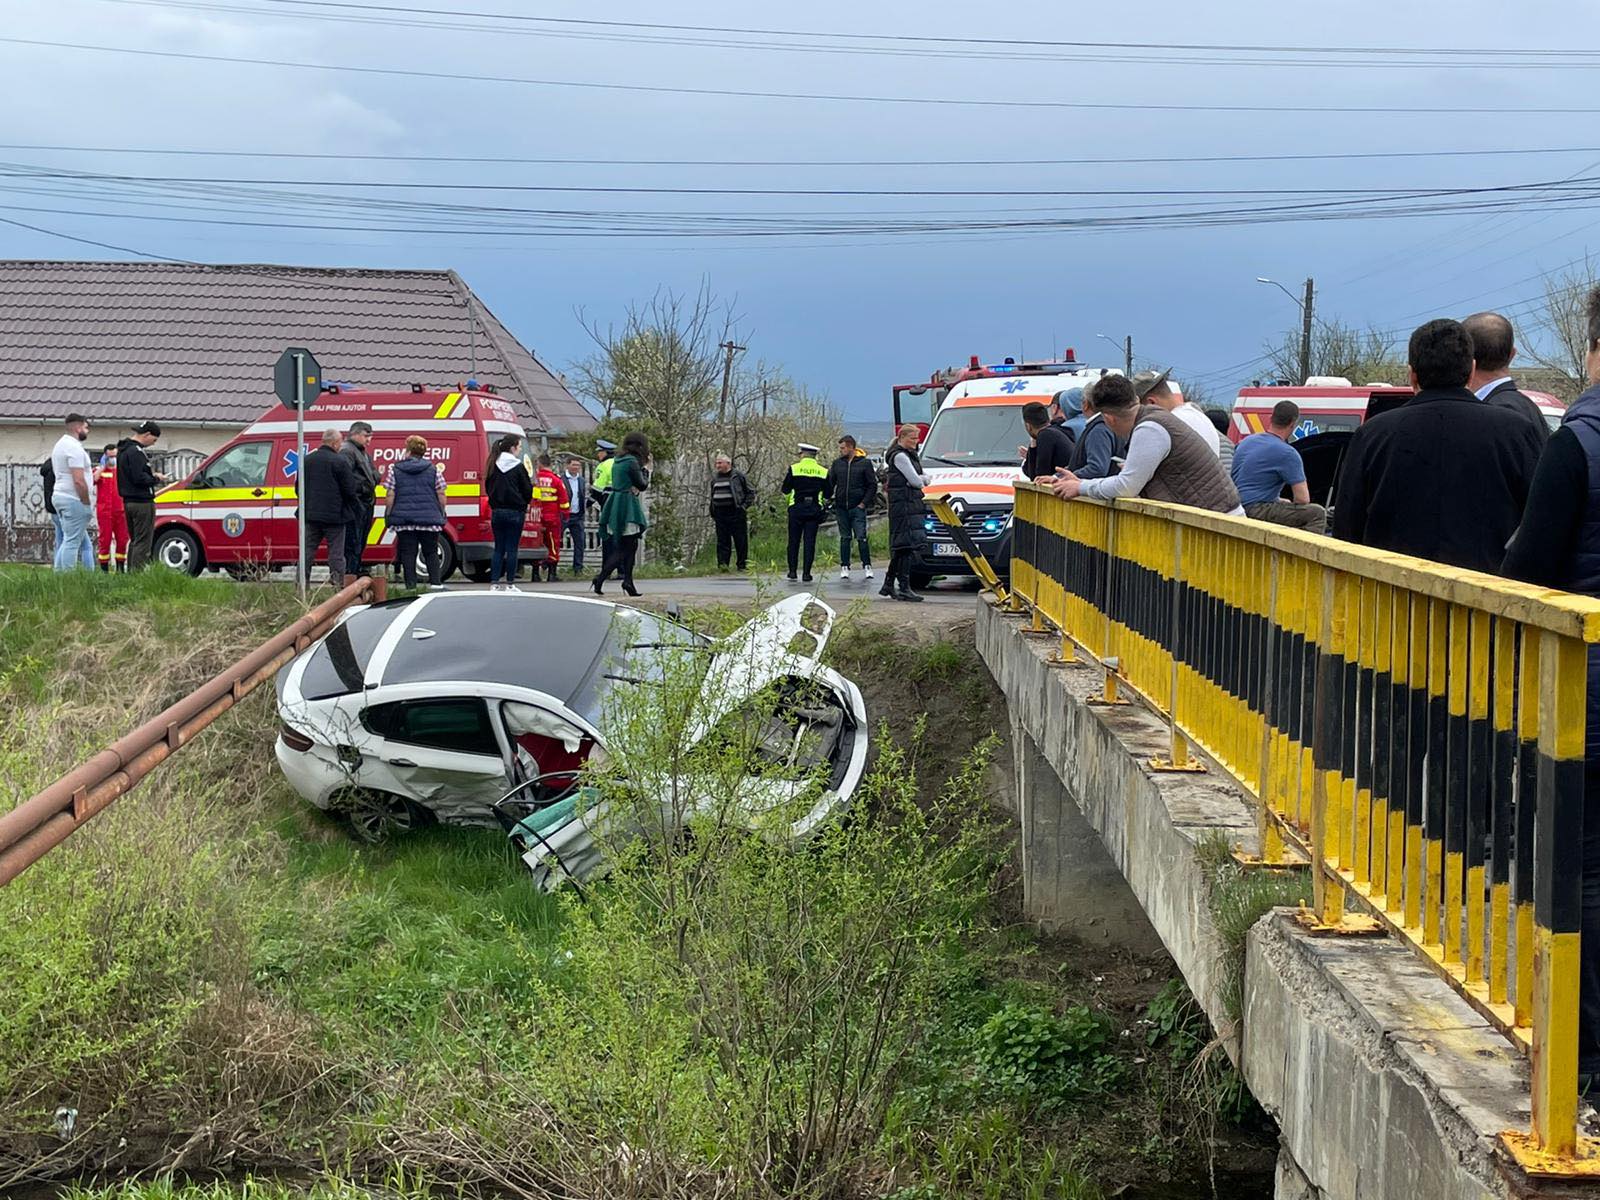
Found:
[1461,311,1548,444]
[1134,368,1221,457]
[50,412,96,572]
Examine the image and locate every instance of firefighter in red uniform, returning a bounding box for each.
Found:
[94,443,130,571]
[533,452,570,582]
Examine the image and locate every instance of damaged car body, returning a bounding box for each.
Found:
[274,591,868,888]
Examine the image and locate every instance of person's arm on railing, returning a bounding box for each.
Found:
[1502,426,1585,587]
[1074,421,1168,500]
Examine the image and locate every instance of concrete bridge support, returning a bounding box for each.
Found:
[976,600,1586,1200]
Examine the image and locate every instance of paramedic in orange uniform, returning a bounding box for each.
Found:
[533,453,570,582]
[94,442,129,571]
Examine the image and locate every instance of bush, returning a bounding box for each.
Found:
[973,1002,1120,1107]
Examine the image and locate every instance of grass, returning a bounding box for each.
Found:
[0,569,1269,1198]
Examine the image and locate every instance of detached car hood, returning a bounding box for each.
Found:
[684,593,838,746]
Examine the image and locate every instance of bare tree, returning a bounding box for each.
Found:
[1520,258,1598,398]
[1260,320,1405,385]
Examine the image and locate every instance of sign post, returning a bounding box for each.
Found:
[274,347,322,598]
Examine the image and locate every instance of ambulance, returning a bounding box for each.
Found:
[890,353,1122,586]
[152,386,549,581]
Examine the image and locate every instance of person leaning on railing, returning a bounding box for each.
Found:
[1502,284,1600,1089]
[1047,373,1244,514]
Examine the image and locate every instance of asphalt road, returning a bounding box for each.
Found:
[444,569,988,608]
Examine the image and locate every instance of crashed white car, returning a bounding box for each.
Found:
[274,591,868,886]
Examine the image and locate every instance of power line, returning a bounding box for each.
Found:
[8,36,1600,116]
[8,142,1600,169]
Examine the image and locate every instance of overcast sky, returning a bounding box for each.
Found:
[3,0,1599,419]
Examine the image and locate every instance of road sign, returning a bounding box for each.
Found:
[274,347,321,411]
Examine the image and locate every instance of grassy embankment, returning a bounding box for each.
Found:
[0,566,1272,1199]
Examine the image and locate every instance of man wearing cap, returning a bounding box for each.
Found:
[1134,369,1220,457]
[590,439,616,571]
[339,420,380,577]
[782,441,829,582]
[117,420,169,570]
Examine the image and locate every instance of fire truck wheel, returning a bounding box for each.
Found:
[153,527,204,576]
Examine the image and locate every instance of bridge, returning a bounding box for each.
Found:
[979,483,1600,1199]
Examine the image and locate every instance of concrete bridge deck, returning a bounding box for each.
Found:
[977,598,1580,1200]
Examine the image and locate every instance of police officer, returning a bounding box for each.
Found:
[782,440,828,582]
[590,439,616,572]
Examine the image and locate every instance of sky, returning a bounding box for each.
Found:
[3,0,1600,419]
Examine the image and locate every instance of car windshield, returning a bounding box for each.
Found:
[920,407,1025,466]
[292,602,409,700]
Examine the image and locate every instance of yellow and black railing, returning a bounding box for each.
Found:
[1010,483,1600,1171]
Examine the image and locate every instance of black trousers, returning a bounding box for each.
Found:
[124,500,155,570]
[395,528,442,588]
[884,548,917,592]
[597,532,640,588]
[712,506,748,568]
[787,510,823,577]
[344,504,374,576]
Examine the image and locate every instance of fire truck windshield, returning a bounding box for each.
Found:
[920,407,1025,466]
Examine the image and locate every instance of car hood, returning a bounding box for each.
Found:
[685,593,838,746]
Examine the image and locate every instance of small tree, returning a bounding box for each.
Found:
[1260,319,1405,385]
[1521,259,1597,399]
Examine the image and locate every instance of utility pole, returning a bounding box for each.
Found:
[717,339,745,428]
[1299,278,1315,385]
[1124,335,1134,377]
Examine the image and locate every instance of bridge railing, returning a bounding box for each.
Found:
[1010,483,1600,1165]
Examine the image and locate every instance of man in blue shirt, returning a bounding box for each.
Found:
[1231,400,1327,534]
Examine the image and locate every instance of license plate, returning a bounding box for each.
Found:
[933,542,965,557]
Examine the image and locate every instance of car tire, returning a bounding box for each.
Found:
[153,527,204,576]
[342,790,432,843]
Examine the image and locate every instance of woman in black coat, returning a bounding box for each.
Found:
[881,424,930,602]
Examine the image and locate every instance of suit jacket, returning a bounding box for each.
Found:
[1332,387,1543,574]
[1479,379,1549,444]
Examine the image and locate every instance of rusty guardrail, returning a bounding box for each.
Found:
[0,575,384,888]
[1010,482,1600,1176]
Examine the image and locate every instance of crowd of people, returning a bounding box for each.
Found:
[42,415,167,573]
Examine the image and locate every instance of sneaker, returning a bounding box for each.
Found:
[863,566,874,580]
[428,583,448,591]
[840,566,851,581]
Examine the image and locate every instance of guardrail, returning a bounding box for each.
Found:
[1010,482,1600,1171]
[0,575,384,888]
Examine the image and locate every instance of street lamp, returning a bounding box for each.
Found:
[1096,332,1133,376]
[1256,276,1315,384]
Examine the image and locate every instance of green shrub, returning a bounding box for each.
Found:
[973,1002,1120,1107]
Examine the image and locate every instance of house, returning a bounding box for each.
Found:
[0,260,593,463]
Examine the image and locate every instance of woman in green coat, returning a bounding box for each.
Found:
[592,431,650,596]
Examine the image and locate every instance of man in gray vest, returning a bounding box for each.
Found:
[1048,374,1242,514]
[1502,285,1600,1087]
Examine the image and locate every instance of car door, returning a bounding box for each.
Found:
[181,439,278,565]
[357,696,512,828]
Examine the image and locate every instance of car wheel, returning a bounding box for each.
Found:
[909,571,934,590]
[343,790,431,843]
[153,527,204,576]
[436,536,458,581]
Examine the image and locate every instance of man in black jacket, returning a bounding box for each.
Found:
[824,435,875,581]
[1332,318,1543,574]
[117,420,168,570]
[298,428,360,586]
[1463,311,1549,444]
[1020,401,1074,480]
[338,420,381,577]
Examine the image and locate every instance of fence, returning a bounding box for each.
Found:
[1010,482,1600,1167]
[1,450,207,563]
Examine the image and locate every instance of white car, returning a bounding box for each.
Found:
[274,591,868,887]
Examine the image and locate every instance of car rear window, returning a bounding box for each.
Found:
[362,698,499,756]
[299,604,408,700]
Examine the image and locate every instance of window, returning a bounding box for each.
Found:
[201,441,272,488]
[920,407,1027,466]
[362,698,499,756]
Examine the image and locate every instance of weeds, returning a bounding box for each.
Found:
[1193,831,1313,1023]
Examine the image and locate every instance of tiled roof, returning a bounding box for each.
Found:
[0,261,594,434]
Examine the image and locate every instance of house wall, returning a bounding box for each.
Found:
[0,424,240,465]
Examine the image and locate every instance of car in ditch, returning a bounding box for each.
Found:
[273,590,868,887]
